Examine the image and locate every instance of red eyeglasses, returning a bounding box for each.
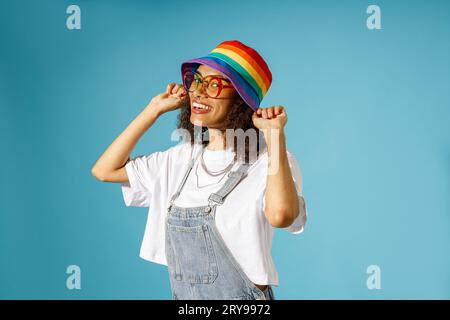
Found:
[182,71,234,99]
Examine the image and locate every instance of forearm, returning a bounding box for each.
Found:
[91,103,160,178]
[263,128,300,228]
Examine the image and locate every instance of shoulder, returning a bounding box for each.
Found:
[148,140,192,159]
[133,141,192,168]
[165,140,193,157]
[160,140,198,169]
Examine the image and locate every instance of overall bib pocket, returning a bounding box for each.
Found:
[166,222,219,284]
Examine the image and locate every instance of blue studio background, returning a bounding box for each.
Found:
[1,0,449,299]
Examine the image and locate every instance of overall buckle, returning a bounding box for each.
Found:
[208,193,224,205]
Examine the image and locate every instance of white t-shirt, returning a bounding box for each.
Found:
[121,141,308,286]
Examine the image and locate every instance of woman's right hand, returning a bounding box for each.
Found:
[147,83,188,116]
[92,83,188,184]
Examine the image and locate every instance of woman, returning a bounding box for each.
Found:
[91,40,307,300]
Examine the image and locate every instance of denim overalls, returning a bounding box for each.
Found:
[165,146,275,300]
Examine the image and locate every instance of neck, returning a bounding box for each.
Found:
[206,128,226,151]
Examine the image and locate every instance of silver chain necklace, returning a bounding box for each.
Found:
[195,146,235,188]
[200,146,235,176]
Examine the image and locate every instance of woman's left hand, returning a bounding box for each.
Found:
[252,106,288,131]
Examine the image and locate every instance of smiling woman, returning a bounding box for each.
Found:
[178,66,263,164]
[91,40,307,300]
[186,66,237,117]
[185,65,241,121]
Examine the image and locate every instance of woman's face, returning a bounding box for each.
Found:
[188,64,240,129]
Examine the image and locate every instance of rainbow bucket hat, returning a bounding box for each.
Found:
[181,40,272,112]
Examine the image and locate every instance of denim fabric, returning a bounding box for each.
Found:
[165,147,275,300]
[263,285,275,300]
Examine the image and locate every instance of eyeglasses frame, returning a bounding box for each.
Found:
[183,71,234,99]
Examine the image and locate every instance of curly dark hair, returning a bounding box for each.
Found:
[176,97,267,164]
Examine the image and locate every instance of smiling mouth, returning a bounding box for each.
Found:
[192,101,212,114]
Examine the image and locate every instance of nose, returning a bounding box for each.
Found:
[193,84,207,98]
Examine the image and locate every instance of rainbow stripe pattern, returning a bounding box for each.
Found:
[181,40,272,111]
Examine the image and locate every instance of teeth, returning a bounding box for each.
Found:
[193,102,211,110]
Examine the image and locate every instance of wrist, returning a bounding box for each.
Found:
[263,127,286,152]
[144,101,163,118]
[261,127,285,139]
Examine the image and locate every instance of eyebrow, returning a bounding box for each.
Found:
[196,70,230,81]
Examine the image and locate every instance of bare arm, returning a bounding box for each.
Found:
[91,83,188,183]
[252,106,300,228]
[263,127,300,228]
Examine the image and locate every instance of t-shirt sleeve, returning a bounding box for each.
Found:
[262,150,308,234]
[285,150,308,234]
[120,151,166,207]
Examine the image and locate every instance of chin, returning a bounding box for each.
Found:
[190,115,209,127]
[190,114,226,129]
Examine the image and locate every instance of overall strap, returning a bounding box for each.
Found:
[208,162,251,206]
[169,144,203,206]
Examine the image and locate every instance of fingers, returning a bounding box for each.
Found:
[166,83,176,95]
[274,106,283,116]
[256,107,268,119]
[257,107,268,119]
[177,86,187,97]
[255,106,285,119]
[166,83,186,97]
